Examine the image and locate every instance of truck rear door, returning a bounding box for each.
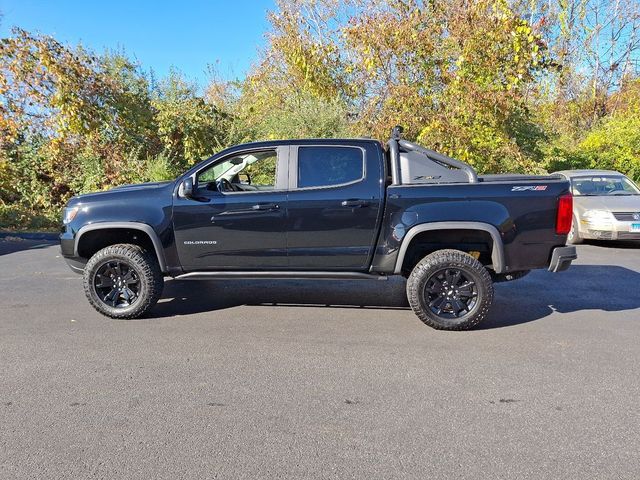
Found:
[285,142,385,270]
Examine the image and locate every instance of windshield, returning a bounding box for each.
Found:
[570,175,640,196]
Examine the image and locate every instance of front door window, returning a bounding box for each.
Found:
[197,150,278,193]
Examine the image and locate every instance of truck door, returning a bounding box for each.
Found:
[286,143,384,270]
[173,147,289,270]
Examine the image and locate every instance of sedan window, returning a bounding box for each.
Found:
[571,176,640,196]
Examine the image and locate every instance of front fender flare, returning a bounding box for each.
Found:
[393,221,505,274]
[74,222,169,273]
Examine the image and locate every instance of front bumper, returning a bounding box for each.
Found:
[60,230,85,274]
[63,256,86,274]
[548,246,577,272]
[579,219,640,241]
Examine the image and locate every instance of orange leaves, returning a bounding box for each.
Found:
[254,0,550,161]
[0,28,109,139]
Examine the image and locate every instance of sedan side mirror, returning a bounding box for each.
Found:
[179,177,194,198]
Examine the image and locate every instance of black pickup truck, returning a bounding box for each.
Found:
[60,128,576,330]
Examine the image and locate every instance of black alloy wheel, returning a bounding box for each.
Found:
[83,244,164,319]
[93,260,141,308]
[406,249,494,330]
[423,268,478,319]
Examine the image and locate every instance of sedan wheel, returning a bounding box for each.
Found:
[567,217,583,245]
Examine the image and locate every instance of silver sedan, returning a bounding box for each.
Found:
[555,170,640,243]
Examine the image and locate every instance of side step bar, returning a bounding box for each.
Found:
[174,271,389,281]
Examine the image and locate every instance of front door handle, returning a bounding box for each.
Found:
[252,203,280,211]
[341,199,369,208]
[212,203,281,222]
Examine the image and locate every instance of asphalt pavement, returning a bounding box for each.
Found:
[1,237,639,479]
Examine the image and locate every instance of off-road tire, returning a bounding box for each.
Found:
[406,249,494,330]
[83,243,164,319]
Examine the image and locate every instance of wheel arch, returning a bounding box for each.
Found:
[75,222,169,273]
[394,222,505,275]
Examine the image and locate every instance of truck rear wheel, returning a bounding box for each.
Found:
[406,249,493,330]
[83,244,164,319]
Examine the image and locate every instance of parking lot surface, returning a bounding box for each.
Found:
[1,237,639,479]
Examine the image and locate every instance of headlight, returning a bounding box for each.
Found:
[582,209,613,223]
[62,206,79,224]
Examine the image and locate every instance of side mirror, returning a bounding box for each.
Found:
[179,177,194,198]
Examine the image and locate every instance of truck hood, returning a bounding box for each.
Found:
[69,181,174,205]
[575,195,640,212]
[112,181,173,191]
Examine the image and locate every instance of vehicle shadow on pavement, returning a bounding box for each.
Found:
[151,277,411,318]
[0,238,57,256]
[153,265,640,329]
[482,264,640,329]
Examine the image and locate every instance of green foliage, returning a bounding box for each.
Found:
[144,153,181,182]
[0,31,231,229]
[0,203,58,231]
[3,2,640,230]
[251,92,349,140]
[245,155,277,186]
[69,148,105,193]
[0,156,14,204]
[548,109,640,181]
[580,117,640,181]
[152,70,229,167]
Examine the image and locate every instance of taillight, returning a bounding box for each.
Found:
[556,193,573,235]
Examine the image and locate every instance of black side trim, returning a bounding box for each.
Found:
[174,271,389,280]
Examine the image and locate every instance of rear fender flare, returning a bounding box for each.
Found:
[393,221,505,274]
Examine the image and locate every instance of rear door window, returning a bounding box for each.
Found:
[297,146,364,189]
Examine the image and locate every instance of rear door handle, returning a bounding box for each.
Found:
[341,200,369,208]
[252,203,280,211]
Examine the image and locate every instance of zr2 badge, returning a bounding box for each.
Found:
[511,185,548,191]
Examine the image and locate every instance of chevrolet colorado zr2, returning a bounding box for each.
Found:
[60,128,576,330]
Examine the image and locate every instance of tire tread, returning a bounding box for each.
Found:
[406,249,493,330]
[82,243,163,319]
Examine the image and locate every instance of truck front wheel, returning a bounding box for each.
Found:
[83,244,164,319]
[406,249,494,330]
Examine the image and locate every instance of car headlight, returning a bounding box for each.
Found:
[582,209,613,224]
[62,206,79,224]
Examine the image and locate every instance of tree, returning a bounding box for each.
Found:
[250,0,551,172]
[4,2,640,230]
[153,70,229,167]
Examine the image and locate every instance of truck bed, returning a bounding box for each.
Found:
[371,177,571,274]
